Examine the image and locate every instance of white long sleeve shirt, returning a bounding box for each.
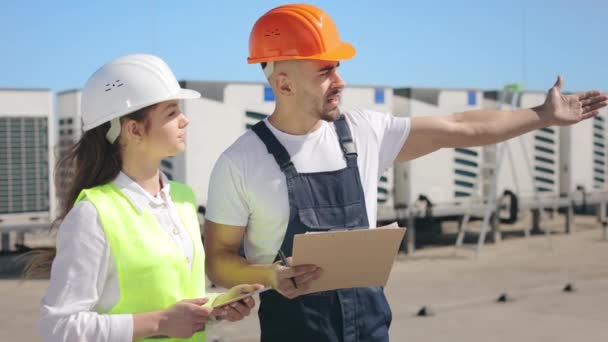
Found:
[39,172,203,342]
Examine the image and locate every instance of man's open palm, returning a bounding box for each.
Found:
[544,76,607,126]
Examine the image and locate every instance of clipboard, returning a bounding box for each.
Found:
[291,222,406,295]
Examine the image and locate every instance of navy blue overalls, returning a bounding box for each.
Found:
[252,115,392,342]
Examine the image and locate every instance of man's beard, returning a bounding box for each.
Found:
[320,87,342,122]
[320,107,341,122]
[319,94,341,122]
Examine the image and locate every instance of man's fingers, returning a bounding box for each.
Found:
[294,268,323,285]
[580,111,600,121]
[583,102,607,115]
[291,264,319,275]
[578,90,602,101]
[278,268,322,295]
[278,284,312,299]
[294,273,315,285]
[580,95,608,107]
[280,264,318,278]
[281,279,311,296]
[277,279,303,297]
[277,278,297,293]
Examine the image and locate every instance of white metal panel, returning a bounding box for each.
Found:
[55,90,83,150]
[341,87,393,113]
[224,83,269,108]
[57,90,82,120]
[219,83,275,126]
[56,91,82,143]
[439,90,483,112]
[0,90,52,117]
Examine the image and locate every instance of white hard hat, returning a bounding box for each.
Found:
[81,54,200,142]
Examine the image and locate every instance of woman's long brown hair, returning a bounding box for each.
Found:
[23,106,153,278]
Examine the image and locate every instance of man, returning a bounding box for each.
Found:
[204,4,607,342]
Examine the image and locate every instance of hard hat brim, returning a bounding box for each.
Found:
[247,41,356,64]
[82,87,201,131]
[175,88,201,100]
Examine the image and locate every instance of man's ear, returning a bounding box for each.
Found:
[275,73,293,96]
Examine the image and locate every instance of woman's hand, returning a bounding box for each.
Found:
[213,284,265,321]
[157,298,214,338]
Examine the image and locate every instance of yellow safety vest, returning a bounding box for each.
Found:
[77,181,212,341]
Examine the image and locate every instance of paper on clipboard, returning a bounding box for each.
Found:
[291,222,406,295]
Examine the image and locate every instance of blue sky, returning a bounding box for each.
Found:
[0,0,605,93]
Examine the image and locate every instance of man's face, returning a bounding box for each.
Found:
[292,60,346,122]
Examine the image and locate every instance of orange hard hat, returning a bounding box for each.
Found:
[247,4,356,64]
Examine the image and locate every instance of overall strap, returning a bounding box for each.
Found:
[334,114,358,166]
[251,121,298,176]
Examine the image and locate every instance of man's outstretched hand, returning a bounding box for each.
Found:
[542,75,607,126]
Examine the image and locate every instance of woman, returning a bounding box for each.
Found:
[28,54,262,341]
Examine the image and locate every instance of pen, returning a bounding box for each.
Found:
[277,249,298,289]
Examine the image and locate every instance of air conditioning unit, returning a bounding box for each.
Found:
[491,91,561,201]
[392,88,484,211]
[560,107,608,195]
[0,89,55,227]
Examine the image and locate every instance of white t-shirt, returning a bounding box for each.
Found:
[206,110,410,264]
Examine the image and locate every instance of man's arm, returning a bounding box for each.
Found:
[204,220,274,288]
[397,76,607,162]
[204,220,322,299]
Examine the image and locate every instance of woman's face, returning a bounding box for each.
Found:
[125,99,189,159]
